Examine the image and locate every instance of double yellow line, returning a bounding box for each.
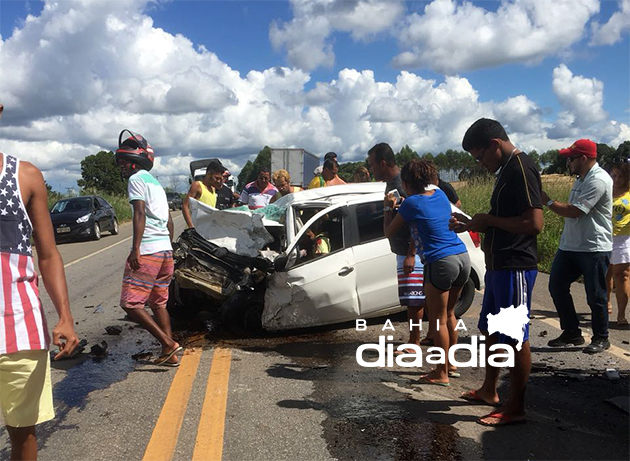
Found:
[142,348,232,461]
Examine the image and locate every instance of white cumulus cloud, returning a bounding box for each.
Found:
[590,0,630,46]
[393,0,600,74]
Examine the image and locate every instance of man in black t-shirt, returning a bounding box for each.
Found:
[437,178,461,208]
[452,118,543,427]
[368,143,429,349]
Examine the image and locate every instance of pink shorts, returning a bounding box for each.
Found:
[120,251,174,309]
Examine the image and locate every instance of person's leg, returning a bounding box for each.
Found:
[581,252,610,340]
[606,264,614,314]
[1,351,54,461]
[423,281,449,382]
[548,250,583,334]
[407,304,423,345]
[446,284,463,373]
[612,263,630,323]
[121,253,178,354]
[147,251,179,363]
[397,254,426,347]
[7,425,37,461]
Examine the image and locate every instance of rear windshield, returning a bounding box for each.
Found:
[51,198,92,213]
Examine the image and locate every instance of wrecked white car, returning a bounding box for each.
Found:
[169,183,486,333]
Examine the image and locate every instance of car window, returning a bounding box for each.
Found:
[51,198,92,213]
[356,201,384,244]
[293,205,327,234]
[96,197,109,208]
[293,208,345,265]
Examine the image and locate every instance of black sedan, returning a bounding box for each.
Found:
[50,196,119,242]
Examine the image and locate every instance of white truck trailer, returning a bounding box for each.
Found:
[270,148,319,188]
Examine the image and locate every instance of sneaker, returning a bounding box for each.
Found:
[548,330,585,347]
[583,338,610,354]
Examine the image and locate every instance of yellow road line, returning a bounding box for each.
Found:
[539,317,630,363]
[143,350,202,461]
[192,348,232,461]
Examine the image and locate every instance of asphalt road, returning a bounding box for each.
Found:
[1,212,629,461]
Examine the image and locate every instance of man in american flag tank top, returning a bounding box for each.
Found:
[0,103,79,460]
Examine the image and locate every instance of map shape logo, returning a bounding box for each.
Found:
[486,304,529,351]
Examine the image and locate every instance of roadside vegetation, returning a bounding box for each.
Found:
[458,175,572,274]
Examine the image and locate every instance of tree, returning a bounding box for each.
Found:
[236,146,272,192]
[541,149,566,174]
[395,145,419,168]
[616,140,630,159]
[338,160,369,183]
[77,150,127,195]
[597,143,616,167]
[528,150,541,171]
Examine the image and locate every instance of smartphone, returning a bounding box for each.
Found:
[389,189,401,201]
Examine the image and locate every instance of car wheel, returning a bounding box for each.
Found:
[111,217,119,235]
[454,277,475,319]
[93,222,101,240]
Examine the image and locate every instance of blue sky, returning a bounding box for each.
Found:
[0,0,628,191]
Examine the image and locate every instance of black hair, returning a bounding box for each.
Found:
[368,143,396,167]
[401,159,438,193]
[206,160,226,175]
[609,158,630,189]
[324,152,337,161]
[323,159,337,171]
[258,166,271,174]
[462,118,509,152]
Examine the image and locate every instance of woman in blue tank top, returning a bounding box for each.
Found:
[385,160,471,386]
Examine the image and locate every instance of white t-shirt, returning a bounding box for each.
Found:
[127,170,172,255]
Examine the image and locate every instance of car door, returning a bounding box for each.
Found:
[350,200,400,316]
[93,197,107,230]
[262,203,360,330]
[98,197,115,230]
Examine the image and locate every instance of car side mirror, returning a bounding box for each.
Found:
[274,255,288,271]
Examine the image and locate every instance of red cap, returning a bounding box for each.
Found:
[559,139,597,158]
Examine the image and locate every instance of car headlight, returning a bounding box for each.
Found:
[76,213,91,223]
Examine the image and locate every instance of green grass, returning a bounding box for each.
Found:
[48,190,132,223]
[457,176,572,273]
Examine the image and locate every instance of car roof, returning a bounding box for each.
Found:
[281,183,386,207]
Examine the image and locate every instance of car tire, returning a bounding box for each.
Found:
[93,222,101,240]
[454,276,475,319]
[111,218,119,235]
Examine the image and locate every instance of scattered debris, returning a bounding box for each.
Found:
[51,339,87,360]
[604,396,630,414]
[131,350,153,361]
[605,368,621,381]
[84,305,94,309]
[105,325,123,336]
[93,304,104,314]
[531,362,549,372]
[90,341,108,357]
[538,330,548,337]
[622,340,629,345]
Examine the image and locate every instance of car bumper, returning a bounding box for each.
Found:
[53,222,94,240]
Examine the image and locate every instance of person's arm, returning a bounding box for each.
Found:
[403,242,416,275]
[463,208,543,235]
[167,213,174,242]
[128,200,146,270]
[182,182,201,228]
[23,163,78,359]
[541,190,584,218]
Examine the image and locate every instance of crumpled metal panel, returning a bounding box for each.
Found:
[190,198,275,257]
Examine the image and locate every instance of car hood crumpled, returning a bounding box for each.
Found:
[189,198,276,258]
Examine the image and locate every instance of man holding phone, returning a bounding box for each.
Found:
[368,143,429,350]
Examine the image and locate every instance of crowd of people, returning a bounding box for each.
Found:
[1,97,628,458]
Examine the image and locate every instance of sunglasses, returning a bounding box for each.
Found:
[473,148,487,163]
[567,155,583,163]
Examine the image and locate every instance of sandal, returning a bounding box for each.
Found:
[460,390,500,407]
[477,411,526,427]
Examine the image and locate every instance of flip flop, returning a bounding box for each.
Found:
[154,346,183,365]
[477,411,526,427]
[448,371,461,378]
[418,374,450,387]
[420,338,434,346]
[460,390,500,407]
[617,318,629,326]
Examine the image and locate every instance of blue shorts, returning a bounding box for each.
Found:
[478,269,537,346]
[397,254,425,307]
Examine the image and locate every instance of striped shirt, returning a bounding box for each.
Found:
[127,170,172,255]
[0,154,50,355]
